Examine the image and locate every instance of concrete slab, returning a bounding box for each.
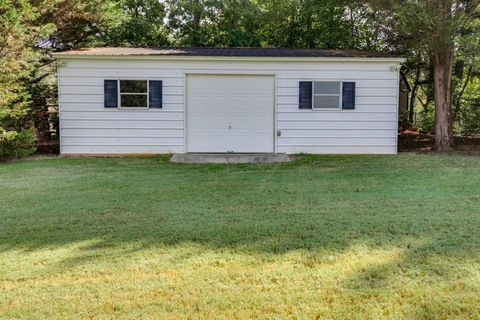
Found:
[170,153,291,164]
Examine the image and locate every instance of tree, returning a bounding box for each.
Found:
[34,0,120,50]
[452,16,480,133]
[369,0,480,151]
[211,0,262,47]
[166,0,218,46]
[21,0,121,144]
[105,0,170,46]
[0,0,123,156]
[0,0,38,159]
[257,0,353,49]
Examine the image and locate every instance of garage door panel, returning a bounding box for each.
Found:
[230,110,273,118]
[187,75,274,153]
[188,116,229,129]
[230,135,274,153]
[233,120,272,131]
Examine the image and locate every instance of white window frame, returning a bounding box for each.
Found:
[118,79,149,109]
[312,81,342,110]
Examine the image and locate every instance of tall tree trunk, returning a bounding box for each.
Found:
[432,46,454,151]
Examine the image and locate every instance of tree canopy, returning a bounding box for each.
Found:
[1,0,479,158]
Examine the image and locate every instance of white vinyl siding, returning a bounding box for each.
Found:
[57,58,400,154]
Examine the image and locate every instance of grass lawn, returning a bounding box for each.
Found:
[0,154,479,319]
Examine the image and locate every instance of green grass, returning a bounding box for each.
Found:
[0,154,479,319]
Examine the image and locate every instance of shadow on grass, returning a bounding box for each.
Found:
[1,154,479,252]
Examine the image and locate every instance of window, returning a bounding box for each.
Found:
[120,80,148,108]
[298,81,355,110]
[104,80,162,109]
[313,81,341,109]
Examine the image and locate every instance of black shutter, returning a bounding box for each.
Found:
[299,81,313,109]
[104,80,118,108]
[149,80,163,108]
[342,82,356,110]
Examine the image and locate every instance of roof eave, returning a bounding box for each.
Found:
[52,54,405,63]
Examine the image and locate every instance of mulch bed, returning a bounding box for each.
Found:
[35,135,480,155]
[399,132,480,154]
[36,140,60,155]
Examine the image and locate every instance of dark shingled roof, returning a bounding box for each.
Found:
[53,47,401,58]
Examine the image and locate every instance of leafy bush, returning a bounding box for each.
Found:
[0,129,36,161]
[456,99,480,135]
[398,111,414,132]
[417,105,435,134]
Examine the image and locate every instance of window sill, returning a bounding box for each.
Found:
[311,107,342,111]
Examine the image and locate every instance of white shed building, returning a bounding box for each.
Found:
[53,47,404,155]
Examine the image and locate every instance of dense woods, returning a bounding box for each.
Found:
[1,0,479,158]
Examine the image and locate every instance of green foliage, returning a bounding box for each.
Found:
[452,17,480,134]
[457,102,480,134]
[210,0,263,47]
[417,104,436,134]
[1,0,118,159]
[258,0,351,48]
[166,0,218,46]
[38,0,122,49]
[0,0,37,160]
[105,0,170,46]
[344,2,390,51]
[456,79,480,134]
[164,0,370,48]
[0,129,36,161]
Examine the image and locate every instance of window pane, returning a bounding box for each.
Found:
[314,81,340,95]
[120,80,147,93]
[121,94,147,107]
[314,95,340,109]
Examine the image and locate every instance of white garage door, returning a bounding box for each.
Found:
[186,75,275,153]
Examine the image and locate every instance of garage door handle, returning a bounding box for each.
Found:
[228,125,232,130]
